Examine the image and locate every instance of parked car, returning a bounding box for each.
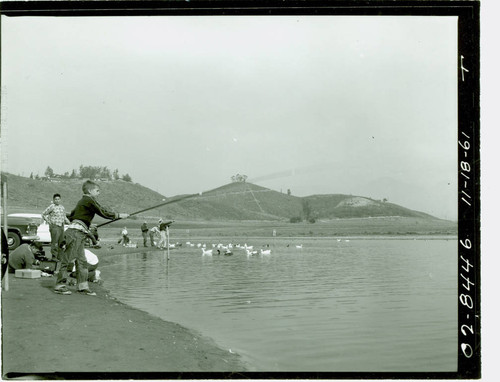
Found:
[1,214,40,250]
[5,213,97,250]
[9,213,75,245]
[8,213,52,244]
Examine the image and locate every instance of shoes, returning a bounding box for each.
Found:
[77,289,96,296]
[54,286,72,295]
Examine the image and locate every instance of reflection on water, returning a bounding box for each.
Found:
[101,238,457,372]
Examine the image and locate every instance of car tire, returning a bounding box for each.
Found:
[7,232,21,251]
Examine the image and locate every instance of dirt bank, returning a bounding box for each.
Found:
[1,245,248,379]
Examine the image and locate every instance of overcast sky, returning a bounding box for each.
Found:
[1,15,458,219]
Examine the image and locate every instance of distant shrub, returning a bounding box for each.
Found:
[290,216,302,223]
[308,218,316,223]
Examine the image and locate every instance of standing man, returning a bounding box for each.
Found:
[157,219,167,249]
[149,225,159,247]
[158,219,173,249]
[42,193,70,261]
[141,221,149,247]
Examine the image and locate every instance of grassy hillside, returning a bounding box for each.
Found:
[303,194,437,219]
[2,173,167,216]
[2,173,452,225]
[171,182,303,220]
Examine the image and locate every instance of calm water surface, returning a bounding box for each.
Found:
[101,238,457,372]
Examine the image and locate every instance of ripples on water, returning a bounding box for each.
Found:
[101,238,457,372]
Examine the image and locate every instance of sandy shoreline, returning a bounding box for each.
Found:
[1,244,248,379]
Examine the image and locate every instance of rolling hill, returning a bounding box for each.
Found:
[2,173,448,222]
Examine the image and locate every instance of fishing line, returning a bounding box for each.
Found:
[96,165,319,228]
[95,184,265,228]
[95,192,199,228]
[95,183,265,228]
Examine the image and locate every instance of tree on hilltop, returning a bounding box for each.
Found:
[79,165,100,179]
[100,166,111,180]
[78,165,113,180]
[231,174,247,183]
[44,166,54,178]
[33,164,129,181]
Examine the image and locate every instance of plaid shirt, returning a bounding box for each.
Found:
[42,203,69,227]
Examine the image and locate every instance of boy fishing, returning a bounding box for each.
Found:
[54,180,129,296]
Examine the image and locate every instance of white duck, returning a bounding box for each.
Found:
[202,248,213,256]
[246,249,258,257]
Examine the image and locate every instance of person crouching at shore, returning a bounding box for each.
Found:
[8,242,44,273]
[69,249,100,283]
[54,180,129,296]
[118,227,130,246]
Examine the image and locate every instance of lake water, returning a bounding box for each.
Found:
[100,237,457,372]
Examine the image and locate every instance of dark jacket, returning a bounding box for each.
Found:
[8,244,35,272]
[68,195,118,229]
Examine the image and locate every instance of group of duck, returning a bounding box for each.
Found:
[181,242,304,257]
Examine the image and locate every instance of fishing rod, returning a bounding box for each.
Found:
[96,192,200,228]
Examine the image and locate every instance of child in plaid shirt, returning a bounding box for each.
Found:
[54,180,129,296]
[42,193,71,260]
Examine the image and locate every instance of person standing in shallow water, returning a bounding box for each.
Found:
[141,221,149,247]
[157,219,167,249]
[54,180,129,296]
[42,193,70,261]
[149,225,159,247]
[157,219,173,249]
